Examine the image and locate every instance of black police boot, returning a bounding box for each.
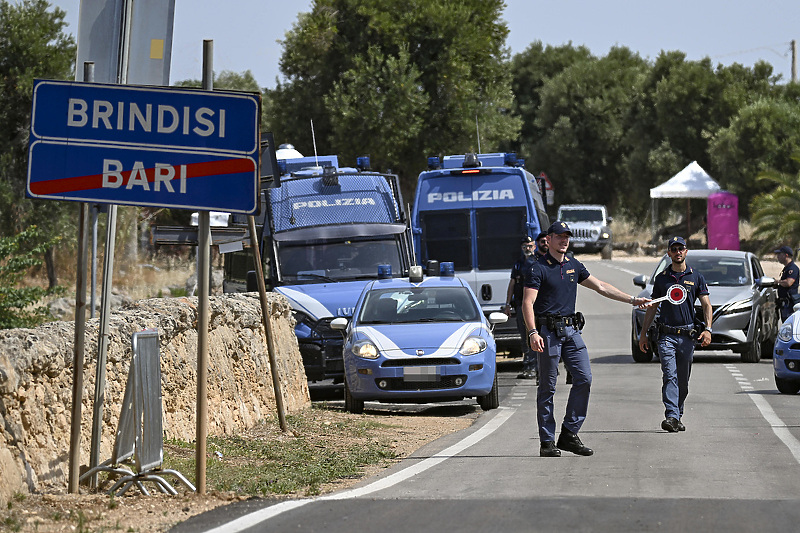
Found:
[556,428,594,456]
[661,417,680,433]
[677,420,686,431]
[540,441,561,457]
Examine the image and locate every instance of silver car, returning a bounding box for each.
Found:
[631,250,779,363]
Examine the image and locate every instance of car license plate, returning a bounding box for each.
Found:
[403,366,439,382]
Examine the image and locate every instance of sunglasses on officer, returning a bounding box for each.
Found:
[669,245,686,253]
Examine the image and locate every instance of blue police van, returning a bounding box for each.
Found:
[410,152,550,355]
[224,146,413,382]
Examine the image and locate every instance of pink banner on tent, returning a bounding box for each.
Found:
[706,191,739,250]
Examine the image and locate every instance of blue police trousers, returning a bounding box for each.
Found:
[536,325,592,442]
[656,333,694,421]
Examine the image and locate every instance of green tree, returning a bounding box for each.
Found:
[0,226,63,329]
[531,46,648,208]
[750,158,800,253]
[0,0,75,286]
[710,98,800,211]
[505,41,593,160]
[267,0,520,199]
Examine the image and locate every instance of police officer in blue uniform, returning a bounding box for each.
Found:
[774,245,798,322]
[638,236,712,433]
[522,221,649,457]
[504,236,539,381]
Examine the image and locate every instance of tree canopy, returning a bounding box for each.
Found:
[266,0,520,198]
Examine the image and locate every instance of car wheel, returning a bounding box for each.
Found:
[631,334,654,363]
[478,371,499,411]
[741,321,762,363]
[775,375,800,394]
[344,379,364,414]
[601,243,613,260]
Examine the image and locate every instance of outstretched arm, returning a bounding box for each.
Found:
[580,274,650,306]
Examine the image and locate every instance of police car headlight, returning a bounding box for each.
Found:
[778,323,794,343]
[460,336,487,356]
[352,340,379,359]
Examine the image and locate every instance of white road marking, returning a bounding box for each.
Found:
[202,405,516,533]
[724,365,800,464]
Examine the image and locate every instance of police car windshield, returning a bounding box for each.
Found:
[359,287,480,324]
[277,239,402,283]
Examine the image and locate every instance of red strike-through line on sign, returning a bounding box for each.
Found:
[30,158,255,195]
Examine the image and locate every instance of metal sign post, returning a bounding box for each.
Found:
[194,39,213,495]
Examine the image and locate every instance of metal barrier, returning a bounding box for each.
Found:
[80,329,195,496]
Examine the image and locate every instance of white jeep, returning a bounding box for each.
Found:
[556,204,613,258]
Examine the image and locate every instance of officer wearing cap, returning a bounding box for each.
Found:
[774,245,798,322]
[638,236,712,433]
[504,236,539,381]
[522,221,649,457]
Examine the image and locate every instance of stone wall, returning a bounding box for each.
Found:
[0,293,310,505]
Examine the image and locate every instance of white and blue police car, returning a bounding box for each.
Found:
[774,304,800,394]
[331,263,508,413]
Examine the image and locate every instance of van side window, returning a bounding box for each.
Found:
[420,211,471,270]
[476,208,526,270]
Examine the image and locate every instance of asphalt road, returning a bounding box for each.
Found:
[174,257,800,533]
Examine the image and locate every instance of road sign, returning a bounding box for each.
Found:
[27,80,260,213]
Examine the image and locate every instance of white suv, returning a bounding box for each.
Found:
[556,204,613,257]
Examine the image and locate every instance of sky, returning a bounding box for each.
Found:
[49,0,800,87]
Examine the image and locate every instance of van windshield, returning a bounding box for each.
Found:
[277,238,402,282]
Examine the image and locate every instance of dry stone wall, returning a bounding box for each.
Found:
[0,293,310,505]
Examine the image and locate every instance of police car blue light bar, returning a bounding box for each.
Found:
[440,262,455,276]
[377,264,392,279]
[504,153,518,167]
[356,156,371,171]
[427,156,441,170]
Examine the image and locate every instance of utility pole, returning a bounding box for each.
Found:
[792,39,797,83]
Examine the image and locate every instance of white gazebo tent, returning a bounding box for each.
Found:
[650,161,721,240]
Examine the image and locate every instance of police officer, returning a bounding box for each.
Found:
[638,236,712,433]
[522,221,649,457]
[504,236,539,381]
[774,245,798,322]
[534,231,548,259]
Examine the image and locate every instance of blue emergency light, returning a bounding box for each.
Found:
[440,262,455,276]
[517,158,525,168]
[356,156,371,171]
[377,264,392,279]
[277,159,287,175]
[427,156,441,170]
[503,153,518,167]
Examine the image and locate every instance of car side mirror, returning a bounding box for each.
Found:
[756,276,776,288]
[331,317,349,330]
[633,274,649,288]
[488,312,508,325]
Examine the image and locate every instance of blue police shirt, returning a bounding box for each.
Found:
[778,260,799,302]
[524,253,590,316]
[651,265,708,326]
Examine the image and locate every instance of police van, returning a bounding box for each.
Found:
[224,145,413,382]
[410,152,550,354]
